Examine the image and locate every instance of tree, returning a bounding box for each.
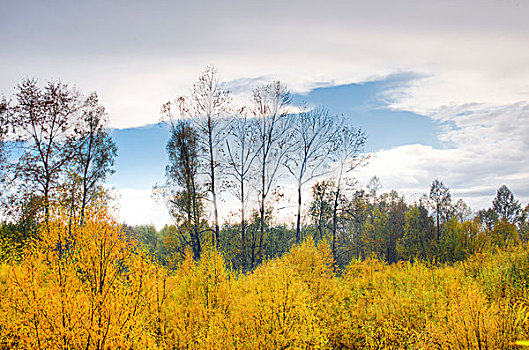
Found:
[367,176,382,202]
[9,79,79,225]
[160,102,205,261]
[251,81,293,268]
[177,66,230,249]
[309,180,335,241]
[477,208,498,230]
[452,198,472,223]
[284,107,339,244]
[518,204,529,241]
[492,185,521,224]
[428,179,452,242]
[225,111,260,271]
[379,190,407,263]
[0,98,8,200]
[71,92,117,224]
[397,204,436,261]
[330,126,366,263]
[1,205,166,348]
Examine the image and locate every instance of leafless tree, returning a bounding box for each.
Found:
[284,106,340,243]
[331,125,366,262]
[251,81,293,268]
[177,66,231,249]
[225,109,261,271]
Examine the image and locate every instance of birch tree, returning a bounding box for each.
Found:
[251,81,293,268]
[178,66,230,249]
[225,110,260,271]
[71,92,117,225]
[330,125,366,262]
[285,106,339,243]
[9,79,79,225]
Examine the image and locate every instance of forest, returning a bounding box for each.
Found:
[0,67,529,349]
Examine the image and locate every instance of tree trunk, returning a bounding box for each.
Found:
[240,178,247,272]
[332,186,339,264]
[258,160,266,264]
[209,135,220,249]
[295,180,302,244]
[80,134,93,226]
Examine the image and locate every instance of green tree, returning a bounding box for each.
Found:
[129,224,158,254]
[397,204,436,261]
[308,180,335,241]
[428,179,452,243]
[477,208,498,230]
[159,107,206,261]
[489,220,520,248]
[379,191,407,263]
[492,185,521,224]
[438,218,470,262]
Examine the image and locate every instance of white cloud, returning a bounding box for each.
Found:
[4,0,528,223]
[2,0,528,128]
[110,99,529,227]
[110,187,172,230]
[355,102,529,210]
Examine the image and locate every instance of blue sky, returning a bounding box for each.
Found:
[1,0,528,227]
[111,75,443,189]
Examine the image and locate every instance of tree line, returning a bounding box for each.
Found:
[154,66,366,270]
[1,68,528,271]
[134,66,529,270]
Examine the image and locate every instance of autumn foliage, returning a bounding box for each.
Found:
[2,207,529,349]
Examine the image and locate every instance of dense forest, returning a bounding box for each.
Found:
[1,67,529,348]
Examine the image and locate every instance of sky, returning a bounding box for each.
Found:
[1,0,528,228]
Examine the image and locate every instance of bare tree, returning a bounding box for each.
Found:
[9,79,79,225]
[284,106,339,244]
[177,66,230,249]
[367,175,382,201]
[330,125,366,263]
[251,81,293,268]
[225,109,260,271]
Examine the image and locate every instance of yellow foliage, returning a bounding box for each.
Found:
[2,213,529,349]
[0,206,167,349]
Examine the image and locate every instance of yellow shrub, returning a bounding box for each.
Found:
[2,211,529,349]
[0,206,167,349]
